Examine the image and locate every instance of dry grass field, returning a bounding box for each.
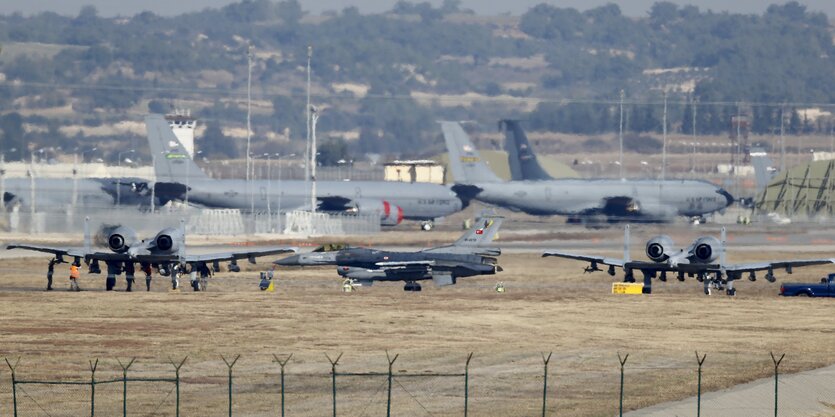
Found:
[1,245,835,416]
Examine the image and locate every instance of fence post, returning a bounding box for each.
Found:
[464,352,473,417]
[117,358,136,417]
[770,352,785,417]
[325,353,343,417]
[221,355,240,417]
[695,352,706,417]
[617,353,629,417]
[89,359,99,417]
[5,358,19,417]
[169,357,187,417]
[541,352,553,417]
[272,354,292,417]
[385,351,399,417]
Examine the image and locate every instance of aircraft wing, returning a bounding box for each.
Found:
[542,251,625,268]
[5,244,87,260]
[375,260,435,268]
[6,244,297,265]
[182,247,298,264]
[723,259,835,273]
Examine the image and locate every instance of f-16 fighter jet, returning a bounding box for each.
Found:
[7,218,295,291]
[275,215,503,291]
[543,225,834,295]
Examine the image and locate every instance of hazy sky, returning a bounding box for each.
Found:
[1,0,833,18]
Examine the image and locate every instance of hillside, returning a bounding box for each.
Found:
[0,1,833,167]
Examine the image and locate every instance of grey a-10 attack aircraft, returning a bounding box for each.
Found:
[442,121,734,224]
[6,218,296,291]
[542,225,834,295]
[275,215,503,291]
[144,114,463,230]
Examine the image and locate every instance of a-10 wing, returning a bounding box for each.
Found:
[543,250,834,277]
[541,251,625,268]
[6,244,296,265]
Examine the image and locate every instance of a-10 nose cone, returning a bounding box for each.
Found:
[716,188,734,208]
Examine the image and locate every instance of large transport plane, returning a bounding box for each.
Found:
[275,214,503,291]
[543,225,834,295]
[146,114,463,229]
[2,177,151,211]
[442,121,734,224]
[6,218,296,291]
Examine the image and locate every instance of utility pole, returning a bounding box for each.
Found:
[246,43,255,225]
[304,46,312,193]
[662,92,667,181]
[310,108,319,214]
[780,105,786,172]
[0,153,5,212]
[618,89,625,179]
[150,155,156,213]
[246,44,253,183]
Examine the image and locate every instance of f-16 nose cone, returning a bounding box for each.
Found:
[274,254,301,266]
[717,188,734,207]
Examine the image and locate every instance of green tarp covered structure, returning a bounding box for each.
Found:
[757,159,835,217]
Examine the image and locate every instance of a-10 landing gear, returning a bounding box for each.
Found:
[404,281,422,291]
[420,221,434,231]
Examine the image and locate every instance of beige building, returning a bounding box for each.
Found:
[384,160,445,184]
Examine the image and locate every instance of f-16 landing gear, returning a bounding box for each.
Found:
[420,221,434,231]
[404,281,422,291]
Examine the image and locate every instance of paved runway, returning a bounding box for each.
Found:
[626,363,835,417]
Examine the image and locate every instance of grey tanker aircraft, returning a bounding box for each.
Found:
[442,121,734,223]
[543,225,834,295]
[275,215,503,291]
[145,114,463,229]
[2,177,152,211]
[7,218,295,291]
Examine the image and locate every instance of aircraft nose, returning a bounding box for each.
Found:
[274,254,301,266]
[716,188,734,207]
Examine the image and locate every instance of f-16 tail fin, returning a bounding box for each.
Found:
[500,119,553,181]
[440,121,503,183]
[145,114,210,183]
[453,214,503,247]
[750,147,775,193]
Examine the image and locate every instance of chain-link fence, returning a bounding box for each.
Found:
[3,352,835,417]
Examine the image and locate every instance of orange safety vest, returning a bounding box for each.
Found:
[70,265,80,279]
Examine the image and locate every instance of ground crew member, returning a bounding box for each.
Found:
[124,262,136,292]
[46,259,55,291]
[190,267,199,291]
[142,264,153,291]
[259,271,270,290]
[197,263,210,291]
[69,264,80,291]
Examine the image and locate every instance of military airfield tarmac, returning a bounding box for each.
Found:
[2,221,835,416]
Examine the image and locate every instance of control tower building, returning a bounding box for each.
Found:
[165,110,198,158]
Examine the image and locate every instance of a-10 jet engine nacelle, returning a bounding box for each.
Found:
[349,199,404,226]
[149,227,182,254]
[690,236,721,263]
[646,235,675,262]
[108,227,140,253]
